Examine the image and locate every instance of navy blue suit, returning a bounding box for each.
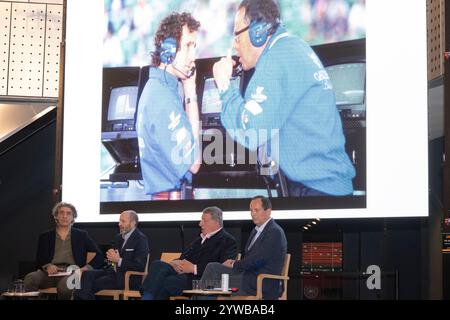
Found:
[233,219,287,300]
[35,227,104,269]
[141,228,237,300]
[74,228,149,300]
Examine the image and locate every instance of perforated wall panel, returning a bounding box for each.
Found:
[8,2,46,96]
[0,2,11,95]
[43,4,62,97]
[427,0,445,80]
[0,0,64,98]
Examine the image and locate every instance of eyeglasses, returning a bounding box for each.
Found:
[233,25,250,43]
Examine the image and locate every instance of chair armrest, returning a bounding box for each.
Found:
[124,271,147,291]
[256,274,290,300]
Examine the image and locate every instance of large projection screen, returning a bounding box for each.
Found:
[62,0,428,222]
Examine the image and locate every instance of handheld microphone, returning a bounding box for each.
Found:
[233,63,243,77]
[230,54,243,77]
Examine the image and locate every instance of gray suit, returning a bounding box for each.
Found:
[202,219,287,300]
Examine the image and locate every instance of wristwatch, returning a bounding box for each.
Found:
[185,95,197,105]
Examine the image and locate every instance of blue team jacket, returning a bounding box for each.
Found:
[136,67,196,195]
[220,26,355,195]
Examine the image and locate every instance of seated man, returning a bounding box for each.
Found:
[201,196,287,300]
[24,202,104,300]
[73,210,149,300]
[140,207,237,300]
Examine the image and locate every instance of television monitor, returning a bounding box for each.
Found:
[63,0,428,222]
[326,63,365,107]
[201,77,241,115]
[107,86,138,122]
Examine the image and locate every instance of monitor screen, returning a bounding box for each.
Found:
[201,77,240,115]
[107,86,138,121]
[326,63,365,106]
[63,0,428,223]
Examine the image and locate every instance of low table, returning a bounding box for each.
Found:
[182,289,232,300]
[1,291,40,300]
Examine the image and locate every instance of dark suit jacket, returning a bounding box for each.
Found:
[36,227,104,270]
[233,219,287,300]
[140,228,236,295]
[181,228,237,281]
[112,228,149,285]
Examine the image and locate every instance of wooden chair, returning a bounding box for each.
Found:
[219,253,291,300]
[170,253,241,300]
[122,252,180,300]
[95,253,150,300]
[39,252,97,296]
[160,252,181,263]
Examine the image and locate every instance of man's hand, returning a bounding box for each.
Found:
[106,249,121,264]
[222,259,235,268]
[46,264,59,275]
[179,259,196,274]
[181,63,197,97]
[170,260,183,274]
[213,49,235,92]
[80,266,90,274]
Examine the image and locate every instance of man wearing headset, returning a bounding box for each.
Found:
[23,202,104,299]
[213,0,355,197]
[136,12,201,200]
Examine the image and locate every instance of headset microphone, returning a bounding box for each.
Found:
[160,37,195,78]
[173,63,195,78]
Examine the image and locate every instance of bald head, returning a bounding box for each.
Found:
[119,210,138,235]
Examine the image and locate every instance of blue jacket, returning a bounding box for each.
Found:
[233,219,287,300]
[220,26,355,195]
[136,67,197,195]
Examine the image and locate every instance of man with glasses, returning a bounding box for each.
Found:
[213,0,355,197]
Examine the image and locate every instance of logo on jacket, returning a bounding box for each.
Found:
[310,52,323,69]
[168,111,181,131]
[251,86,267,104]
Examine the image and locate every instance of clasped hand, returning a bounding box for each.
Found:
[170,259,195,274]
[106,249,121,264]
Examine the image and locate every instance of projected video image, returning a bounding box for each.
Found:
[103,0,366,67]
[97,0,367,212]
[63,0,429,220]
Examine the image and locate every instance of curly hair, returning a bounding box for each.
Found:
[52,202,77,222]
[239,0,280,35]
[152,12,200,66]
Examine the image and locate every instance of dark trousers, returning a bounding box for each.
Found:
[73,268,122,300]
[141,260,190,300]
